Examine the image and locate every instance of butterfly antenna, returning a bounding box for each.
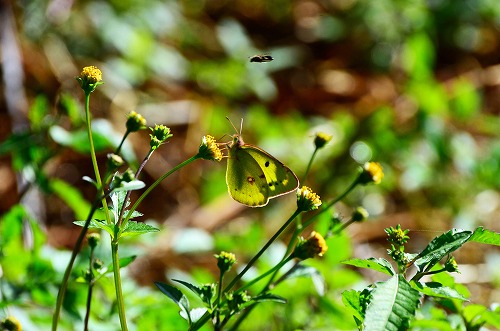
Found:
[239,118,243,135]
[226,116,239,134]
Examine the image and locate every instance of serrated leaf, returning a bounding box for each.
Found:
[173,279,204,297]
[155,282,191,325]
[342,290,364,322]
[124,210,143,220]
[364,275,421,331]
[343,258,395,276]
[411,281,468,301]
[120,221,159,238]
[469,227,500,246]
[73,219,115,237]
[252,293,287,304]
[414,229,473,273]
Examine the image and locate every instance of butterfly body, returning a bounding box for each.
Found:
[226,134,299,207]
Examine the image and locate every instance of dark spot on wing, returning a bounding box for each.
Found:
[247,176,256,185]
[259,174,266,179]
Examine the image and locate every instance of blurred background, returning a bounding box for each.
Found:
[1,0,500,329]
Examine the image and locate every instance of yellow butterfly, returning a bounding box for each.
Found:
[225,119,299,207]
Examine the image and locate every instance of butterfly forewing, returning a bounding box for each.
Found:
[241,145,299,198]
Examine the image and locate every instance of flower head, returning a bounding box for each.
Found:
[215,251,236,274]
[149,125,173,150]
[358,162,384,185]
[351,206,369,223]
[107,153,124,172]
[126,111,147,132]
[87,232,101,249]
[296,186,322,212]
[76,66,103,94]
[1,316,22,331]
[314,132,332,149]
[226,291,251,312]
[385,224,410,246]
[292,231,328,260]
[198,135,223,161]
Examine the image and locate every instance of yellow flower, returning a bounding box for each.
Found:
[292,231,328,260]
[76,66,104,94]
[359,162,384,185]
[80,66,102,84]
[198,135,223,161]
[314,132,332,149]
[296,186,322,212]
[1,316,22,331]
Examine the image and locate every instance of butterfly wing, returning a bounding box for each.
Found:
[241,144,299,199]
[226,146,270,207]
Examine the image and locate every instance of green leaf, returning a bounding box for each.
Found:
[73,219,115,237]
[173,279,204,297]
[410,281,468,301]
[49,125,114,153]
[106,255,137,273]
[120,221,159,238]
[364,275,421,331]
[342,258,395,276]
[155,282,192,325]
[189,308,208,324]
[281,265,326,296]
[252,293,287,304]
[59,93,84,126]
[342,289,364,323]
[29,95,50,129]
[470,227,500,246]
[113,180,146,192]
[49,178,91,221]
[414,229,473,273]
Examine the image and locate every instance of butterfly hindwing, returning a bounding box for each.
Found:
[241,145,299,199]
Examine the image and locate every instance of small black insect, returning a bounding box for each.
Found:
[249,55,274,63]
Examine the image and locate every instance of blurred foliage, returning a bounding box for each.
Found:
[2,0,500,330]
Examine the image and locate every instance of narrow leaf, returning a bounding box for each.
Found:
[114,180,146,192]
[364,275,421,331]
[155,282,192,324]
[414,229,473,273]
[343,258,395,276]
[120,221,160,237]
[173,279,203,297]
[252,293,287,304]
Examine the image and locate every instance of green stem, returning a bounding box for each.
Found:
[215,271,225,330]
[115,130,131,155]
[236,255,293,294]
[51,197,102,331]
[302,148,318,183]
[111,239,127,331]
[84,247,95,331]
[224,209,302,293]
[53,92,112,330]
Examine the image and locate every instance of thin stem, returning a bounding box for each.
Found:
[236,255,293,294]
[115,130,131,155]
[111,239,127,331]
[215,271,225,329]
[83,247,95,331]
[117,149,153,228]
[302,148,318,183]
[52,196,103,331]
[224,209,302,293]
